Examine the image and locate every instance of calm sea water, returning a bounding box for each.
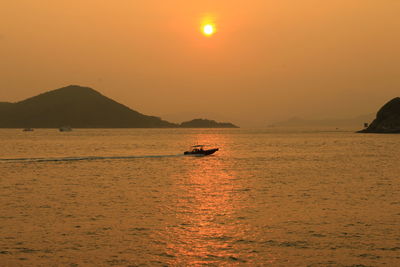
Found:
[0,128,399,266]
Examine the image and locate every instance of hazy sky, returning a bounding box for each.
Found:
[1,0,399,126]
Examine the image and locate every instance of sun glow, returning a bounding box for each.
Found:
[200,15,217,37]
[202,24,215,36]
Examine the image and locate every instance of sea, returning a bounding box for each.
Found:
[0,128,399,266]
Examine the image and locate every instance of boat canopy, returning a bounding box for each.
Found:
[192,145,206,147]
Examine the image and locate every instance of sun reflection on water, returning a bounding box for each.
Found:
[161,133,256,265]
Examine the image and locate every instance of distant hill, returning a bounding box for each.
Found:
[0,102,13,112]
[358,97,400,133]
[163,111,235,125]
[180,119,239,128]
[270,114,375,128]
[0,85,176,128]
[0,85,240,128]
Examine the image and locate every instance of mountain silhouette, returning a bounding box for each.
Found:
[0,85,176,128]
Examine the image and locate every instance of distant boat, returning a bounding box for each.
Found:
[23,128,34,132]
[59,126,72,132]
[184,145,219,156]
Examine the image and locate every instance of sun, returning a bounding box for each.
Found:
[202,24,215,36]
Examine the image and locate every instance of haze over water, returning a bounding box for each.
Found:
[1,1,399,126]
[1,129,399,266]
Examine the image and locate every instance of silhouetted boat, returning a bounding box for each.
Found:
[59,126,72,132]
[23,128,34,132]
[184,145,219,156]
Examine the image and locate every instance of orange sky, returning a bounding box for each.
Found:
[0,0,399,126]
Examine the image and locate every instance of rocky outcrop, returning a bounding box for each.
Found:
[358,97,400,133]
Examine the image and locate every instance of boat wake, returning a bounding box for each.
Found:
[0,154,185,163]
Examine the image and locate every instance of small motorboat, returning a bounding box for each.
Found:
[184,145,219,156]
[59,126,72,132]
[23,128,34,132]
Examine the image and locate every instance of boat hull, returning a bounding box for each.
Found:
[184,148,219,156]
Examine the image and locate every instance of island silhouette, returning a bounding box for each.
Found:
[180,118,238,128]
[0,85,238,128]
[358,97,400,133]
